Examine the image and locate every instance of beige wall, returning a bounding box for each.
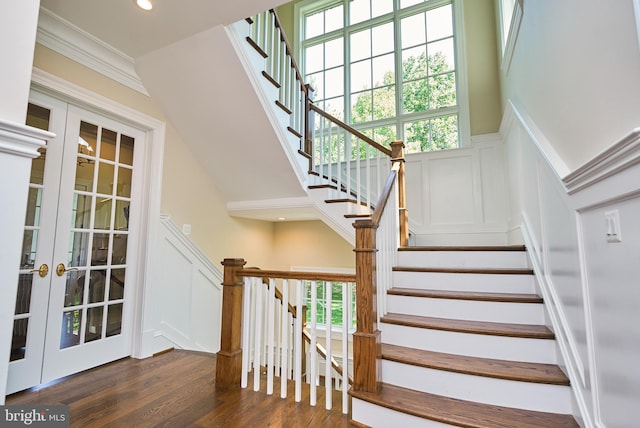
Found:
[276,0,503,136]
[271,220,355,271]
[462,0,501,135]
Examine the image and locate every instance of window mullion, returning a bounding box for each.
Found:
[393,10,403,142]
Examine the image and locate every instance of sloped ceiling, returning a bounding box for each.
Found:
[39,0,290,58]
[135,24,308,202]
[39,0,310,203]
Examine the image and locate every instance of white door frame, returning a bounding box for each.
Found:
[30,67,165,359]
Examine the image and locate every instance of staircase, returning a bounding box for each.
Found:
[350,245,579,428]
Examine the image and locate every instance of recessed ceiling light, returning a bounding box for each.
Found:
[136,0,153,11]
[278,217,286,221]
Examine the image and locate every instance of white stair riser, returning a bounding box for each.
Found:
[352,398,455,428]
[386,295,545,325]
[398,251,530,269]
[380,323,557,364]
[381,360,572,414]
[393,271,536,294]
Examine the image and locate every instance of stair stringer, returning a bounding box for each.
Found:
[226,19,309,185]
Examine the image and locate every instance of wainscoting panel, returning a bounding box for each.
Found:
[503,99,640,428]
[152,215,223,354]
[406,138,509,245]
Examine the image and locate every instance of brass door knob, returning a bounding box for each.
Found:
[31,264,49,278]
[56,263,78,277]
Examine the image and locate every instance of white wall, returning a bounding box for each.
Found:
[499,4,640,423]
[405,138,510,246]
[500,0,640,172]
[149,216,223,354]
[503,100,640,428]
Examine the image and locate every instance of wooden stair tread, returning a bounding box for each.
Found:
[308,184,337,190]
[344,213,371,218]
[393,266,534,275]
[399,245,526,252]
[350,383,578,428]
[381,313,555,339]
[325,198,369,207]
[381,343,569,385]
[387,287,543,303]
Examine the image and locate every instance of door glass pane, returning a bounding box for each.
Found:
[20,230,38,270]
[64,271,85,308]
[26,103,50,185]
[69,231,90,267]
[112,234,128,265]
[109,269,125,300]
[11,319,29,361]
[106,304,123,337]
[85,307,104,343]
[75,159,95,191]
[91,233,110,266]
[116,167,132,198]
[15,275,33,315]
[114,201,130,231]
[88,270,107,304]
[72,194,92,229]
[30,148,47,186]
[78,122,97,156]
[24,188,43,227]
[96,163,115,195]
[99,128,117,162]
[94,198,112,230]
[60,310,82,349]
[119,135,134,165]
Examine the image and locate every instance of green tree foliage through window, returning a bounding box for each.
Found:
[304,281,356,329]
[300,0,463,153]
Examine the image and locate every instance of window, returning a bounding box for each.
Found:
[304,280,356,330]
[297,0,469,153]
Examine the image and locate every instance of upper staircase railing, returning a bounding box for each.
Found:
[216,8,409,409]
[246,10,393,212]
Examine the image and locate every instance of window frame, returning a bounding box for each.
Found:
[294,0,471,151]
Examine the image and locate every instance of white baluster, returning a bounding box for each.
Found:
[253,277,263,391]
[325,281,332,410]
[241,277,252,388]
[267,278,276,395]
[275,294,281,377]
[294,279,303,402]
[310,280,317,406]
[342,281,349,414]
[280,279,289,398]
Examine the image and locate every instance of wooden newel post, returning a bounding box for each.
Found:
[391,141,409,247]
[352,220,382,393]
[216,258,246,389]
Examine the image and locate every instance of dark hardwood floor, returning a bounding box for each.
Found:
[6,349,352,427]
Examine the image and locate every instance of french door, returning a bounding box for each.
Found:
[8,91,144,394]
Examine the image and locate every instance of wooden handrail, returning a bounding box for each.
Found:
[269,10,306,90]
[303,329,354,386]
[239,268,356,284]
[308,104,393,157]
[369,163,400,225]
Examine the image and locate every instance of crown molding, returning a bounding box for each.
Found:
[36,7,149,96]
